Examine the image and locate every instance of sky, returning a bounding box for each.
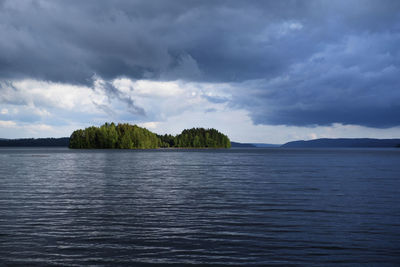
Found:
[0,0,399,143]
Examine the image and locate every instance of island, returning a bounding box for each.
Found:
[69,123,231,149]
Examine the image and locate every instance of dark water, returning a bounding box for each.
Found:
[0,147,399,266]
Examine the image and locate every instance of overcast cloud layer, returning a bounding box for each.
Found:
[0,0,400,140]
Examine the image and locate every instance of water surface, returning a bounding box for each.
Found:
[0,147,399,265]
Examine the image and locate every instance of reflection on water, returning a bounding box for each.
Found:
[0,147,399,265]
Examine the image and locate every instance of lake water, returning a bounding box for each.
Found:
[0,147,399,265]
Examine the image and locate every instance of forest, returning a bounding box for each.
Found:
[0,138,69,147]
[158,128,231,148]
[69,123,231,149]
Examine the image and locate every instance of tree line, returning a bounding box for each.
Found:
[158,128,231,148]
[69,123,231,149]
[0,138,69,147]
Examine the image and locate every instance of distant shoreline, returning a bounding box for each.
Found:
[0,138,69,147]
[281,138,400,148]
[1,137,399,148]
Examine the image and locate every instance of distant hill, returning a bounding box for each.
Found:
[231,142,256,148]
[231,142,281,148]
[252,143,281,148]
[281,138,400,148]
[0,138,69,147]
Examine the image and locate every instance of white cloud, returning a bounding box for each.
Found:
[1,79,104,113]
[1,78,400,143]
[111,78,134,94]
[309,133,318,140]
[277,21,303,36]
[138,121,159,130]
[129,80,185,97]
[0,120,16,127]
[0,120,86,138]
[110,79,233,122]
[287,22,303,30]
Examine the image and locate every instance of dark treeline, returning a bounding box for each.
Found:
[69,123,159,149]
[69,123,231,149]
[0,138,69,147]
[158,128,231,148]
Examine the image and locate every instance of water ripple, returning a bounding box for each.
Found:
[1,148,400,265]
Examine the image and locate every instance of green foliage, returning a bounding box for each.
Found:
[69,123,160,149]
[69,123,231,149]
[159,127,231,148]
[157,134,176,148]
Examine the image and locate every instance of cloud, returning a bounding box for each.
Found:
[0,120,80,138]
[0,0,399,130]
[231,31,400,128]
[92,101,117,118]
[0,77,232,134]
[1,78,400,142]
[1,0,398,84]
[138,121,159,130]
[0,120,16,127]
[92,75,146,116]
[160,54,202,80]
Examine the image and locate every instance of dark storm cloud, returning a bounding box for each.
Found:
[231,30,400,128]
[0,0,399,127]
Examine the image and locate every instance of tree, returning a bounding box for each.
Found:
[69,123,231,149]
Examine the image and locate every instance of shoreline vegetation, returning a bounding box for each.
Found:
[0,135,399,149]
[0,138,69,147]
[69,123,231,149]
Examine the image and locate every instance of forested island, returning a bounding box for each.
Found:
[69,123,231,149]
